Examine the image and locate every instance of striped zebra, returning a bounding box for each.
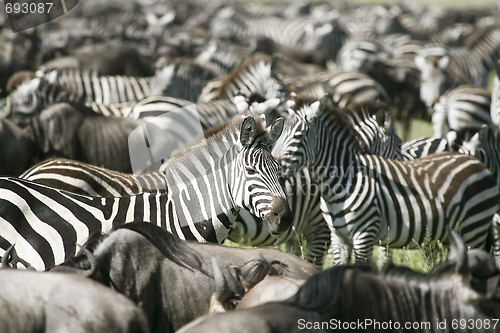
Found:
[195,42,248,77]
[432,85,492,138]
[20,158,167,197]
[282,71,391,108]
[414,49,469,110]
[4,74,83,117]
[230,99,404,265]
[450,124,500,258]
[400,136,450,160]
[148,60,217,102]
[45,68,152,105]
[336,38,390,75]
[0,115,292,270]
[127,96,240,131]
[491,62,500,127]
[198,55,288,103]
[273,96,500,264]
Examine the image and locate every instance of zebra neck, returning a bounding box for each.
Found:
[309,132,365,198]
[163,143,240,242]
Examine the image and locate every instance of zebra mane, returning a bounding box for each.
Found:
[166,115,268,167]
[6,70,37,93]
[201,54,277,101]
[292,96,370,153]
[463,23,500,50]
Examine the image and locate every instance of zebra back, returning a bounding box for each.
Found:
[20,158,167,197]
[47,68,152,105]
[149,60,217,102]
[198,55,287,103]
[432,85,492,138]
[283,71,391,108]
[5,74,84,116]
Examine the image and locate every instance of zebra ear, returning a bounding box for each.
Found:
[240,116,257,145]
[414,55,427,71]
[305,95,329,121]
[266,117,285,145]
[438,56,450,70]
[375,109,390,130]
[477,124,489,147]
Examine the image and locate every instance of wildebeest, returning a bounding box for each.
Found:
[55,222,319,333]
[0,117,37,176]
[209,258,306,313]
[0,247,149,333]
[23,102,144,173]
[176,230,500,333]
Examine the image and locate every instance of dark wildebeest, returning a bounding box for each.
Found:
[55,222,319,333]
[176,230,500,333]
[0,117,37,176]
[0,247,149,333]
[208,261,306,313]
[23,102,144,173]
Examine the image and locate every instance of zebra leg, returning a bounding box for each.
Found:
[328,229,350,265]
[492,214,500,267]
[351,223,379,264]
[303,220,331,267]
[377,245,392,268]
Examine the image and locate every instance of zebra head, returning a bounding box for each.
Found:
[5,76,42,116]
[5,75,82,117]
[414,54,452,110]
[274,95,390,176]
[272,97,328,178]
[232,115,292,235]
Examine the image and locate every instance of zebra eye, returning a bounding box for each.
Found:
[246,167,257,175]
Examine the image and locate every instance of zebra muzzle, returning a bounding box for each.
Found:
[265,197,293,235]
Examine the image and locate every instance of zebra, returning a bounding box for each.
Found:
[336,38,391,75]
[450,124,500,259]
[282,70,391,108]
[194,42,248,78]
[148,60,217,102]
[230,99,404,266]
[127,96,240,131]
[198,55,288,103]
[414,49,469,111]
[44,68,152,105]
[400,136,450,160]
[20,158,167,197]
[0,115,292,271]
[491,61,500,128]
[432,85,492,138]
[4,73,84,117]
[273,95,500,264]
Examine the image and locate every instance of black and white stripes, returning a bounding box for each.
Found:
[274,97,500,264]
[0,115,290,270]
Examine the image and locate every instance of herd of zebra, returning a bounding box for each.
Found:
[1,0,500,332]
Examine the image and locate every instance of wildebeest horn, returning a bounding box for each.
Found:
[212,257,232,302]
[1,244,15,269]
[50,244,98,278]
